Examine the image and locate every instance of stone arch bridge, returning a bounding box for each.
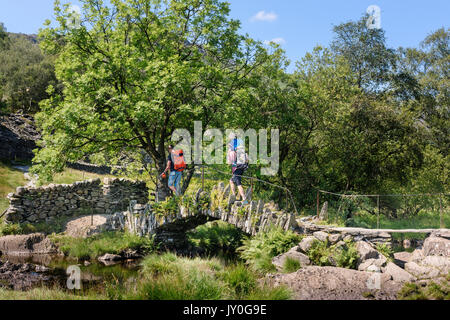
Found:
[108,182,298,248]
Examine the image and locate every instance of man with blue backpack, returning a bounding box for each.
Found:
[227,134,249,205]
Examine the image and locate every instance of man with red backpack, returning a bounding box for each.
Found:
[160,144,186,196]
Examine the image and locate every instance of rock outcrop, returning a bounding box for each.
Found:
[272,246,310,272]
[0,260,57,291]
[0,233,58,255]
[404,233,450,280]
[0,113,40,162]
[267,266,401,300]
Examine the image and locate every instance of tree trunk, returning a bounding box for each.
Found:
[180,165,196,195]
[155,155,171,202]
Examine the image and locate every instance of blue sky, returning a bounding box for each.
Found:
[1,0,448,71]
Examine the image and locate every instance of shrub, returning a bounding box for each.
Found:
[140,252,180,275]
[237,228,302,274]
[134,269,225,300]
[219,264,257,298]
[187,221,245,258]
[375,243,394,262]
[152,196,179,217]
[282,257,301,273]
[306,239,359,269]
[398,280,450,300]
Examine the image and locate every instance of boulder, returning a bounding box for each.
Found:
[266,266,400,300]
[431,229,450,240]
[355,241,379,262]
[410,248,425,262]
[383,262,416,283]
[393,251,412,268]
[423,236,450,257]
[328,233,341,244]
[313,231,329,242]
[272,246,310,272]
[358,255,387,272]
[0,233,58,255]
[298,236,317,253]
[404,261,441,279]
[98,253,122,262]
[421,255,450,272]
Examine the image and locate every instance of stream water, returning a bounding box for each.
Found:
[0,253,141,293]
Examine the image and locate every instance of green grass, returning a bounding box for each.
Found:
[282,257,301,273]
[51,231,156,260]
[237,227,302,274]
[0,287,108,300]
[398,278,450,300]
[0,162,27,216]
[375,243,394,262]
[48,168,114,185]
[112,253,291,300]
[187,221,245,259]
[306,239,359,269]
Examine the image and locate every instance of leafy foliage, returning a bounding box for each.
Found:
[0,32,57,113]
[306,239,359,269]
[187,221,245,258]
[237,227,302,273]
[282,257,301,273]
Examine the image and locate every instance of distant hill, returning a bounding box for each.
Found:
[7,32,38,44]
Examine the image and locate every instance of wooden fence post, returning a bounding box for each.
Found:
[316,191,320,217]
[202,166,204,191]
[377,195,380,229]
[440,194,444,229]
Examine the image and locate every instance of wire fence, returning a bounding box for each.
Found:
[315,189,449,230]
[154,164,448,231]
[179,165,298,215]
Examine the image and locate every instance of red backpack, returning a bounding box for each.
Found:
[172,149,186,172]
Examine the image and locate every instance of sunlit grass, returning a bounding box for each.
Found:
[0,162,28,216]
[0,287,107,300]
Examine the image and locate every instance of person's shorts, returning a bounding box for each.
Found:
[168,171,182,192]
[230,168,244,186]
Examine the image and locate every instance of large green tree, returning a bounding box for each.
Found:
[0,33,57,113]
[33,0,267,198]
[331,15,396,92]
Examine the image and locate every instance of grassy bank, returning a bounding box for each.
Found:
[50,231,156,260]
[0,287,108,300]
[105,252,291,300]
[398,276,450,300]
[0,162,27,216]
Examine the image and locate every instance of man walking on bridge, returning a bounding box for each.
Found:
[227,134,249,205]
[160,144,186,196]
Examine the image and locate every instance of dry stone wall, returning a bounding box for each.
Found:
[4,178,148,224]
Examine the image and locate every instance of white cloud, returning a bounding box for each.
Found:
[250,11,278,22]
[263,38,286,45]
